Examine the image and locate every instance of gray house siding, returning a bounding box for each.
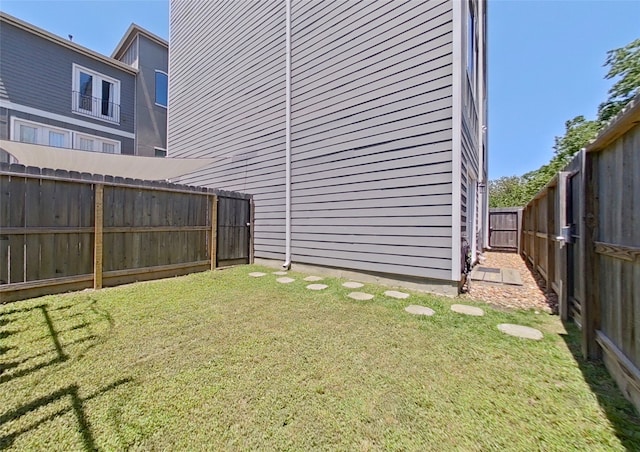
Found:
[169,0,287,260]
[289,0,454,280]
[169,0,485,287]
[0,21,135,134]
[134,35,168,157]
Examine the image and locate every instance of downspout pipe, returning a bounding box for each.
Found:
[282,0,292,269]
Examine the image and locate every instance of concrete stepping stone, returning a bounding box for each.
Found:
[498,324,543,340]
[451,304,484,316]
[276,277,295,284]
[347,292,374,301]
[248,272,266,277]
[342,281,364,289]
[273,271,288,276]
[405,305,435,316]
[306,284,328,291]
[304,276,324,282]
[385,290,409,299]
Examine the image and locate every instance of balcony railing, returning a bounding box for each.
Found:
[72,91,120,123]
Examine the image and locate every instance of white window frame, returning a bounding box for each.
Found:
[10,117,71,148]
[155,70,168,108]
[73,132,121,154]
[72,63,121,123]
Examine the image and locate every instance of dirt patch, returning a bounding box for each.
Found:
[461,252,558,313]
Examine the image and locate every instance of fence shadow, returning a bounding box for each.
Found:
[560,321,640,449]
[0,378,133,450]
[522,256,559,314]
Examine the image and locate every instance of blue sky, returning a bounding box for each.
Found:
[2,0,639,179]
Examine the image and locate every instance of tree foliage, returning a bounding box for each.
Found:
[489,37,639,208]
[598,38,640,123]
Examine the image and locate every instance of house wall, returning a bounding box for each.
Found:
[169,0,472,285]
[0,19,136,157]
[134,35,168,157]
[0,21,135,134]
[169,0,287,260]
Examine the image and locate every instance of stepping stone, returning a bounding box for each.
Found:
[502,268,523,286]
[347,292,374,301]
[248,272,266,277]
[384,290,409,299]
[405,305,435,316]
[498,324,543,340]
[273,271,288,276]
[306,284,328,291]
[304,276,324,282]
[451,304,484,316]
[342,281,364,289]
[276,277,295,284]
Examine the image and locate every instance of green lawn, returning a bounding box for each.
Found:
[1,266,638,450]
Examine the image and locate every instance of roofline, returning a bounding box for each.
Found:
[586,93,640,153]
[0,12,137,75]
[112,23,168,60]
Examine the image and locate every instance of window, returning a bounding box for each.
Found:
[155,71,168,107]
[154,147,167,157]
[12,118,71,148]
[73,132,121,154]
[72,64,120,122]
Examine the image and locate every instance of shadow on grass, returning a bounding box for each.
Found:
[0,378,134,450]
[561,321,640,449]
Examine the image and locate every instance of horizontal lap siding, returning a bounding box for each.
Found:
[168,1,286,259]
[290,0,454,280]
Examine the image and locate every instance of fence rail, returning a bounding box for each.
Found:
[521,96,640,413]
[0,163,252,302]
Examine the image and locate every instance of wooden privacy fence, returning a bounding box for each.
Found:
[489,207,522,252]
[521,96,640,412]
[0,163,253,303]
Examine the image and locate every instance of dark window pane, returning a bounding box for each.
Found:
[155,148,167,158]
[101,80,112,116]
[155,72,168,107]
[79,72,92,110]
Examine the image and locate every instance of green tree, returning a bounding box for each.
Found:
[488,176,527,208]
[598,38,640,123]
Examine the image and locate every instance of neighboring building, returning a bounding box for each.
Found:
[0,12,168,160]
[168,0,488,294]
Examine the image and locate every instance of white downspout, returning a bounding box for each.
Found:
[282,0,292,269]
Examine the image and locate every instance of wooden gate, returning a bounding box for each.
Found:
[566,170,584,328]
[488,208,522,251]
[216,196,251,267]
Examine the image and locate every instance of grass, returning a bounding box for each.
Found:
[1,265,639,450]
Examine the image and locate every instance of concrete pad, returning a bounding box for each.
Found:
[483,271,502,283]
[470,268,485,281]
[342,281,364,289]
[347,292,374,301]
[273,271,288,276]
[384,290,409,299]
[276,277,295,284]
[306,284,328,291]
[304,276,324,282]
[502,268,523,286]
[498,324,543,340]
[248,272,266,277]
[451,304,485,316]
[405,305,435,316]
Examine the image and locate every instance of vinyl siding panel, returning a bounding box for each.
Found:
[168,0,287,259]
[0,21,135,133]
[168,0,457,282]
[289,0,454,280]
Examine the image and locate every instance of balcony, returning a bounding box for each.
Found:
[72,91,120,123]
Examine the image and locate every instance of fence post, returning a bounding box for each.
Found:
[557,171,569,321]
[582,152,601,359]
[250,199,255,264]
[210,195,218,270]
[94,184,104,289]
